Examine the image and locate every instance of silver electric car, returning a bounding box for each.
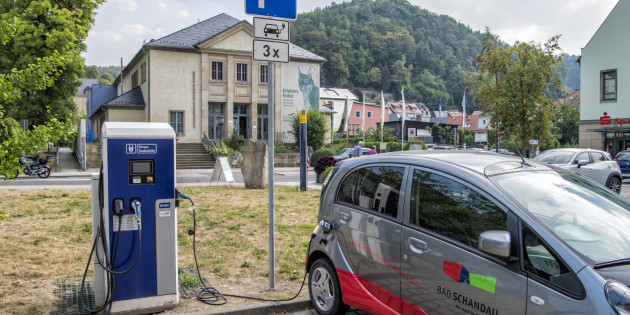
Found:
[307,151,630,314]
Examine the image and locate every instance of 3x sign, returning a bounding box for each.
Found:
[253,40,289,63]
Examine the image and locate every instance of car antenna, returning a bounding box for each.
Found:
[496,117,530,166]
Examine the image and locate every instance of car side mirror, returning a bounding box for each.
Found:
[478,230,511,258]
[576,160,588,168]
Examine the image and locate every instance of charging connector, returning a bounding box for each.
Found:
[131,199,142,229]
[113,198,124,216]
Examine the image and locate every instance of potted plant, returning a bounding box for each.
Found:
[313,156,337,183]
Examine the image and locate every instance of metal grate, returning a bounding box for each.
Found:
[50,280,94,315]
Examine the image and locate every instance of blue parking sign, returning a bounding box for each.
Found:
[245,0,296,20]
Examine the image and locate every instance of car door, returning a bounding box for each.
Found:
[588,151,616,184]
[333,165,407,312]
[400,168,526,314]
[570,152,596,181]
[520,224,588,314]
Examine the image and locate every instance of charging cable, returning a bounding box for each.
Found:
[176,189,311,306]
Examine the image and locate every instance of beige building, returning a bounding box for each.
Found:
[90,13,325,144]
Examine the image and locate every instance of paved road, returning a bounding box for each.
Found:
[0,147,320,190]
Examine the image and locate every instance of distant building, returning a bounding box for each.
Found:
[579,1,629,154]
[346,102,387,135]
[555,89,581,107]
[387,101,429,121]
[73,78,98,116]
[319,87,358,132]
[89,13,325,144]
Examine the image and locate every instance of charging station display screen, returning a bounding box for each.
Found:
[129,159,155,184]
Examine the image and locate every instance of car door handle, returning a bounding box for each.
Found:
[409,237,428,254]
[339,211,351,221]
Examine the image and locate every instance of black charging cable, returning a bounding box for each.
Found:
[176,190,311,306]
[80,165,143,314]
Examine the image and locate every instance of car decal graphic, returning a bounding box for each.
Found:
[443,261,497,293]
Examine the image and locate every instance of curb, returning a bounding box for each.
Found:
[183,296,312,315]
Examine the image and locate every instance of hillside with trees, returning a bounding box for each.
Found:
[291,0,486,110]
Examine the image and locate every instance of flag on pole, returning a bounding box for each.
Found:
[438,97,442,123]
[380,91,385,143]
[401,87,406,148]
[461,92,466,130]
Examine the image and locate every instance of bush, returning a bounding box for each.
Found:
[321,166,334,181]
[310,148,335,166]
[274,142,299,153]
[291,110,328,151]
[313,156,337,174]
[224,133,246,152]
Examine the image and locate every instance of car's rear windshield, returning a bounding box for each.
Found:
[491,170,630,265]
[618,152,630,161]
[533,151,574,164]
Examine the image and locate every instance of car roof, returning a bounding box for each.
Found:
[338,150,552,176]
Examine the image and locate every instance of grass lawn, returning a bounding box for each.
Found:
[0,186,320,314]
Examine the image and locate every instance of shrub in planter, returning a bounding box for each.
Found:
[310,148,335,166]
[321,166,334,181]
[313,156,337,174]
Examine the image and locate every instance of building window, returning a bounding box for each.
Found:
[237,63,248,82]
[367,111,373,118]
[131,70,138,88]
[212,61,223,81]
[169,111,184,136]
[208,103,224,140]
[355,111,361,118]
[141,62,146,83]
[601,69,617,102]
[260,65,268,83]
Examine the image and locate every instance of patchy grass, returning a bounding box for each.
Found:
[0,186,319,313]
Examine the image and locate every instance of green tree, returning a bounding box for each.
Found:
[467,31,562,155]
[551,101,579,147]
[84,65,100,78]
[291,110,328,151]
[99,72,114,85]
[0,2,95,178]
[0,0,104,126]
[326,53,349,86]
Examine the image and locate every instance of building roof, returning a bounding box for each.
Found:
[388,101,421,114]
[143,13,325,62]
[320,88,358,100]
[103,86,145,107]
[78,78,98,95]
[555,89,580,107]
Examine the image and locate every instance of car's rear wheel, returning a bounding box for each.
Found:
[607,176,622,194]
[309,258,349,315]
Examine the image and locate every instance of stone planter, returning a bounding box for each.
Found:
[315,173,322,183]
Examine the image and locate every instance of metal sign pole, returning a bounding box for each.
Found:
[267,61,275,290]
[299,110,307,191]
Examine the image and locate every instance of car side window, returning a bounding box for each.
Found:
[337,170,358,204]
[591,152,606,162]
[574,152,590,164]
[336,166,404,218]
[522,225,584,297]
[410,169,507,249]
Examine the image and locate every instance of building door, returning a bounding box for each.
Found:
[208,103,225,141]
[257,104,268,141]
[234,103,250,138]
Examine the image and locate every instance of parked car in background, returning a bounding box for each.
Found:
[533,148,622,193]
[432,144,455,150]
[497,148,516,156]
[333,147,371,161]
[308,151,630,314]
[615,150,630,179]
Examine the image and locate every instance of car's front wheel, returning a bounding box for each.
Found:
[607,175,622,193]
[309,258,349,315]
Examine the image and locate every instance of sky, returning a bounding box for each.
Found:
[82,0,619,67]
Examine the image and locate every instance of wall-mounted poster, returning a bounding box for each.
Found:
[281,62,321,133]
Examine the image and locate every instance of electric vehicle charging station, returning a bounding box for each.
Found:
[91,122,178,313]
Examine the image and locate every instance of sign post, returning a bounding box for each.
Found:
[246,0,296,291]
[299,110,307,191]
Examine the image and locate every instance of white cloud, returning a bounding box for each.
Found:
[121,24,165,38]
[176,9,190,18]
[89,30,123,42]
[157,2,168,10]
[112,0,138,11]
